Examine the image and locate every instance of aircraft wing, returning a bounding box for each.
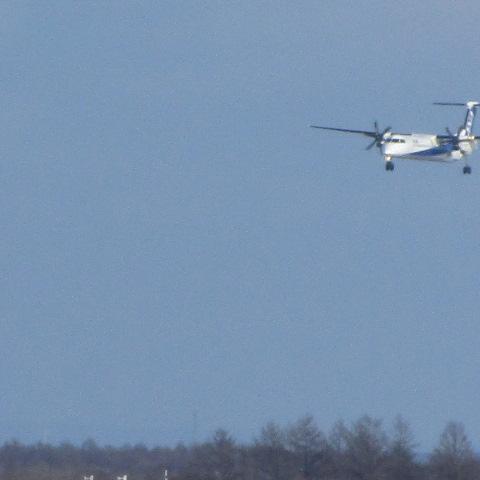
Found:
[437,135,480,140]
[310,125,378,137]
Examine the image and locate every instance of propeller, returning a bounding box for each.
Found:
[365,122,392,150]
[443,126,473,153]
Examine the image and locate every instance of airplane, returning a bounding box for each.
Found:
[310,101,480,174]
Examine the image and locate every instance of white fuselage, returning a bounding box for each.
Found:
[382,133,476,162]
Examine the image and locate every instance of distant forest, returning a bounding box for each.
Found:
[1,415,479,480]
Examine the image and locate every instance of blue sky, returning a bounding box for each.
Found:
[1,1,480,449]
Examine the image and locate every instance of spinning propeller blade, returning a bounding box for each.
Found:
[366,123,392,150]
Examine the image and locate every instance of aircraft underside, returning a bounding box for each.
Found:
[393,153,458,163]
[385,147,471,173]
[384,153,471,173]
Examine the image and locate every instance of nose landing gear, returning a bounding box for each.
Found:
[384,156,394,172]
[463,165,472,175]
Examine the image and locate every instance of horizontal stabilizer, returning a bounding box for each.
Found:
[434,101,480,108]
[434,101,480,135]
[433,102,467,106]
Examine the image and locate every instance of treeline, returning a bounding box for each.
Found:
[0,415,479,480]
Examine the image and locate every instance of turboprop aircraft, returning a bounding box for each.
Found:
[310,101,480,174]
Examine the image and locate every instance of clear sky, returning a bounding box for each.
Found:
[1,0,480,449]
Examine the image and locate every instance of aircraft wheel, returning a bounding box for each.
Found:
[463,166,472,175]
[385,162,394,172]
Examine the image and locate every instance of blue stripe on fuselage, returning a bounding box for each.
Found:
[412,144,455,156]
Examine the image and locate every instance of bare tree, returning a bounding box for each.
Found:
[210,430,237,480]
[429,422,480,480]
[186,430,238,480]
[253,422,294,480]
[287,415,326,480]
[341,416,388,480]
[385,416,419,480]
[327,420,350,480]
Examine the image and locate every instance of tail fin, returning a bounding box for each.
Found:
[433,101,480,135]
[463,101,479,135]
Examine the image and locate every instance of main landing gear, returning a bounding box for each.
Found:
[463,165,472,175]
[385,162,394,172]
